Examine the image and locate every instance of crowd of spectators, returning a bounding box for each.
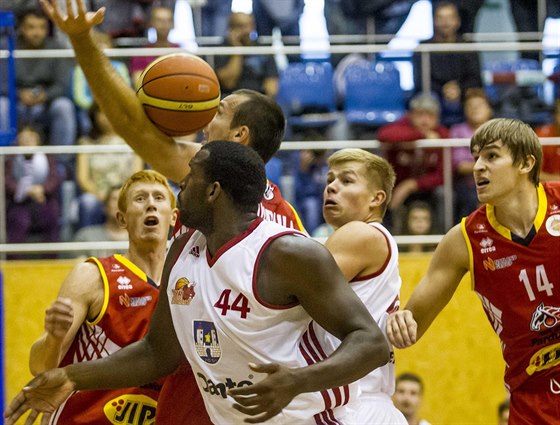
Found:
[2,0,560,250]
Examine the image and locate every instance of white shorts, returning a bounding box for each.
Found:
[350,392,408,425]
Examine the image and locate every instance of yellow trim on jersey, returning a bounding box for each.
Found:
[460,218,475,290]
[85,257,110,326]
[114,254,148,282]
[137,89,220,112]
[486,183,547,240]
[287,200,307,234]
[533,183,548,232]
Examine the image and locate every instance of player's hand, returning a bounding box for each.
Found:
[44,298,74,340]
[228,362,299,423]
[40,0,106,37]
[386,310,418,349]
[4,369,75,425]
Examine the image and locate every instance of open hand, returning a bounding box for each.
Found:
[4,369,74,425]
[40,0,105,38]
[228,363,300,423]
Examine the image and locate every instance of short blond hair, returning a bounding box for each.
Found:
[328,149,396,215]
[118,170,176,212]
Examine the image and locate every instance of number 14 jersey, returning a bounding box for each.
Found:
[462,182,560,393]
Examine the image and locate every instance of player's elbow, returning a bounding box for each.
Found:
[370,331,391,369]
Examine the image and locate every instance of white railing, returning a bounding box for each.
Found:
[1,137,559,255]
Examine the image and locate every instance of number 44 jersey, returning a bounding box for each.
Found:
[167,217,356,425]
[463,181,560,393]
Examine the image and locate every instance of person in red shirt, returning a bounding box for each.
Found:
[377,93,449,232]
[535,99,560,182]
[387,118,560,424]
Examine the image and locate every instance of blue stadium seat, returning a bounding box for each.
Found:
[276,61,339,132]
[343,61,405,129]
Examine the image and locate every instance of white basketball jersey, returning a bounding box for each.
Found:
[168,218,355,424]
[312,222,401,397]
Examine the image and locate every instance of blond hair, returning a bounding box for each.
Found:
[328,149,396,214]
[118,170,176,212]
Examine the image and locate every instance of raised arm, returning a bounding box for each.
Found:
[229,235,389,422]
[4,238,186,424]
[40,0,200,182]
[29,262,103,375]
[386,224,470,348]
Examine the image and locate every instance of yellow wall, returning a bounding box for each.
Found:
[2,256,506,424]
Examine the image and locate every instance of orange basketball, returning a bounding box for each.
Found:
[136,53,221,136]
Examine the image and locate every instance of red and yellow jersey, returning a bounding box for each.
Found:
[52,255,161,425]
[462,182,560,392]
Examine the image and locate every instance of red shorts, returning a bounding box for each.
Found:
[509,376,560,425]
[156,361,213,425]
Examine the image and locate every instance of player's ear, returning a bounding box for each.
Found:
[234,125,250,145]
[370,190,387,209]
[520,154,536,175]
[116,211,127,228]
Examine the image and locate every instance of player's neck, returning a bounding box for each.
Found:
[125,243,167,284]
[493,182,539,238]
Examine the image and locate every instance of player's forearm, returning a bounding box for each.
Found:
[29,335,64,376]
[296,328,389,394]
[64,338,181,390]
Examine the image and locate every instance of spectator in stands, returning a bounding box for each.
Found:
[73,30,131,134]
[196,0,233,39]
[509,0,560,61]
[252,0,304,38]
[412,1,482,127]
[76,105,144,229]
[129,5,178,86]
[96,0,176,39]
[434,0,485,34]
[72,185,128,258]
[377,93,448,233]
[393,372,432,425]
[535,98,560,181]
[215,12,278,98]
[295,149,329,234]
[449,88,492,221]
[11,7,76,172]
[5,125,62,253]
[401,200,436,253]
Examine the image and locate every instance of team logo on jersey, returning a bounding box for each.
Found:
[480,237,496,253]
[194,320,221,364]
[483,255,517,271]
[263,182,274,200]
[526,342,560,375]
[189,246,200,257]
[171,277,196,305]
[545,215,560,237]
[196,371,254,399]
[474,223,487,234]
[103,394,157,425]
[551,378,560,394]
[111,263,125,272]
[530,303,560,332]
[119,293,153,308]
[117,276,133,290]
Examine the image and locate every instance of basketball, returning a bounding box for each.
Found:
[136,53,221,136]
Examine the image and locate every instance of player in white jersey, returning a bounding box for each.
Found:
[318,149,407,424]
[5,141,390,425]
